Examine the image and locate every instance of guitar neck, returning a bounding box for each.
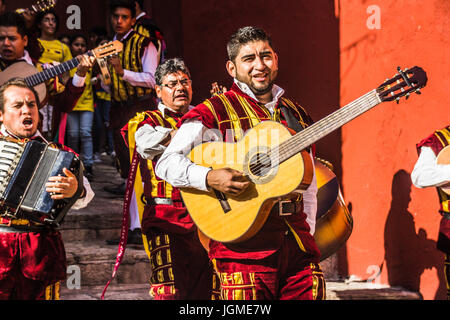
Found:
[273,89,381,163]
[25,57,80,87]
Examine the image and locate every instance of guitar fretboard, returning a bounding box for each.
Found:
[25,57,80,87]
[271,89,382,164]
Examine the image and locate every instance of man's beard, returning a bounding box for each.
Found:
[250,81,273,96]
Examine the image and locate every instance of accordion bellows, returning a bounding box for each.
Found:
[0,137,80,225]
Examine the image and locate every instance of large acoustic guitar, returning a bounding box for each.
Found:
[436,145,450,195]
[0,40,123,104]
[203,83,352,259]
[182,66,428,244]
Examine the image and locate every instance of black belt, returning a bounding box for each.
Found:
[0,224,50,233]
[272,199,303,217]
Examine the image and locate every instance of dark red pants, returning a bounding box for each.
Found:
[0,231,66,300]
[0,270,60,300]
[213,233,326,300]
[445,254,449,300]
[145,231,220,300]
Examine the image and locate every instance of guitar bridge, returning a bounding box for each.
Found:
[213,189,231,213]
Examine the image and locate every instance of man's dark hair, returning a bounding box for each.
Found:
[110,0,136,17]
[227,26,274,62]
[0,11,27,37]
[135,0,144,11]
[155,58,191,86]
[0,78,39,112]
[35,9,60,35]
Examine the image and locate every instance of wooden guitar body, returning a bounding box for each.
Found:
[198,158,353,261]
[436,145,450,195]
[182,120,313,243]
[313,159,353,260]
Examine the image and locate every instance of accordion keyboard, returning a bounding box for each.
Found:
[0,140,25,196]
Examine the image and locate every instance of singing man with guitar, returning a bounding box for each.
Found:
[411,125,450,299]
[155,26,325,300]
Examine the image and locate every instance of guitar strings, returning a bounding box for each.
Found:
[275,91,379,161]
[247,91,380,174]
[274,91,379,164]
[26,58,80,87]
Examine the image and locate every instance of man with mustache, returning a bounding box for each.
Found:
[115,58,219,299]
[156,26,325,300]
[0,78,94,299]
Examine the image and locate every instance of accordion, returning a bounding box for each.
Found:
[0,137,83,226]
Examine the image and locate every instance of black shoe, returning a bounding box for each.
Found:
[128,228,143,244]
[106,228,142,245]
[85,166,94,181]
[103,182,126,196]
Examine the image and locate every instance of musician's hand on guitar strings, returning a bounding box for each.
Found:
[206,168,251,196]
[46,168,78,200]
[76,55,96,78]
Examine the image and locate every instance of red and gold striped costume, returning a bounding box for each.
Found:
[122,109,220,300]
[179,83,325,300]
[0,136,78,300]
[109,31,153,103]
[417,125,450,299]
[133,14,166,64]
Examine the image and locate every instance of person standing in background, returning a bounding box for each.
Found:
[133,0,166,63]
[66,34,95,181]
[35,9,72,140]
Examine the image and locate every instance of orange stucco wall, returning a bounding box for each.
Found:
[339,0,449,299]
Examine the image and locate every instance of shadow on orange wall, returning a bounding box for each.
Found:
[384,169,446,299]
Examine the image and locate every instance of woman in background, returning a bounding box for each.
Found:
[66,34,95,181]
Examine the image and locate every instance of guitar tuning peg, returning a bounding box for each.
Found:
[405,93,410,100]
[415,89,422,95]
[396,97,400,104]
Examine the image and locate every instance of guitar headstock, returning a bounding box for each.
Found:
[377,66,427,103]
[31,0,57,13]
[91,40,123,59]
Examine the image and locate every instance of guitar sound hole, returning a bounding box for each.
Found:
[249,153,272,177]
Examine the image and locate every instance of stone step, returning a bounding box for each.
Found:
[64,240,150,287]
[59,157,125,242]
[58,281,421,300]
[60,284,152,300]
[326,281,422,300]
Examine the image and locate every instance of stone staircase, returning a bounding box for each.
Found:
[58,154,421,300]
[59,155,152,300]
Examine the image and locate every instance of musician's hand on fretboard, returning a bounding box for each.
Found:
[75,54,96,78]
[45,168,78,200]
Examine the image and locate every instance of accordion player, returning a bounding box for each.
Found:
[0,136,85,227]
